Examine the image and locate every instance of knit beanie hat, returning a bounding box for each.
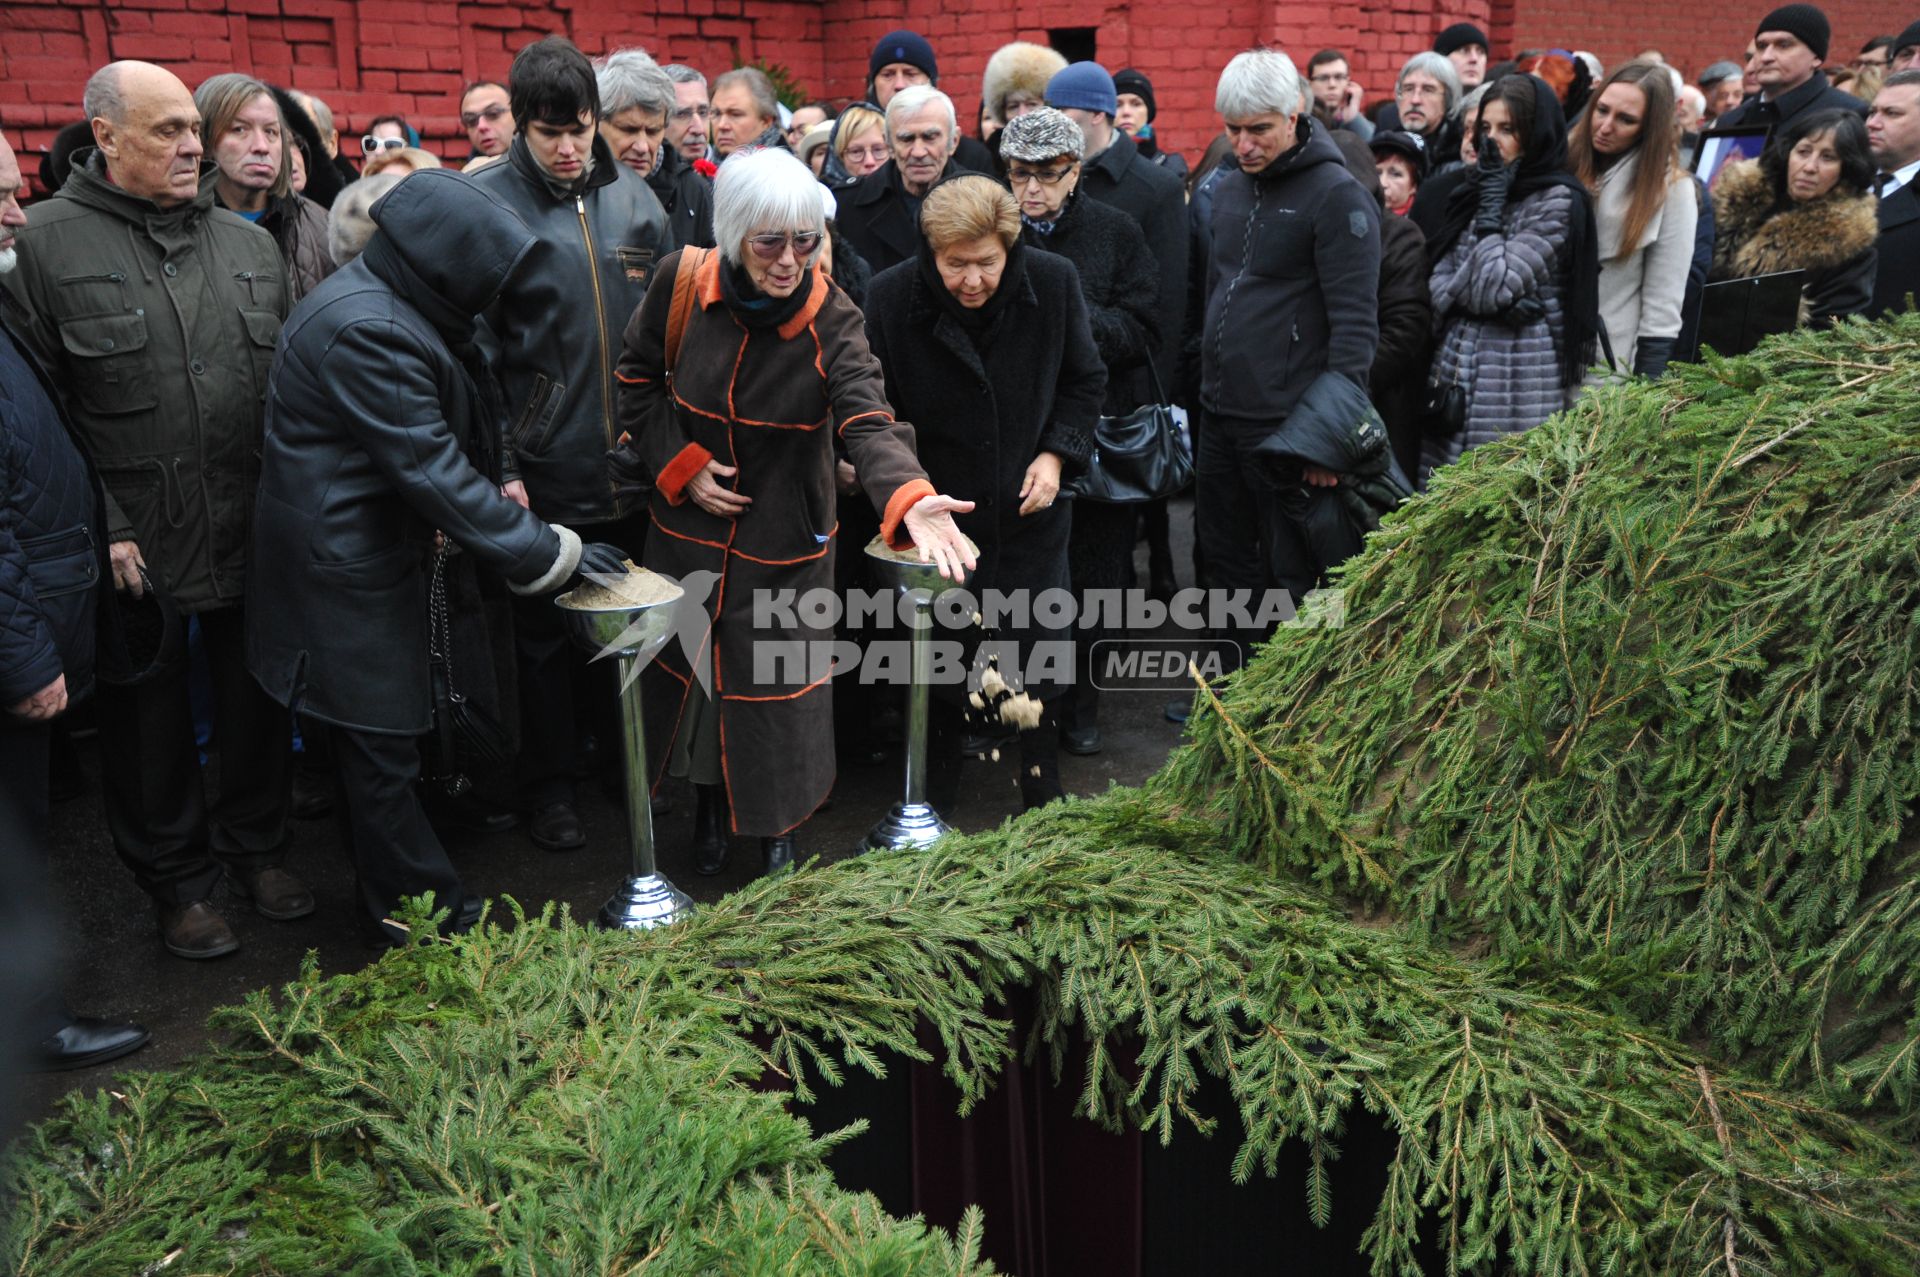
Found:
[1754,4,1830,60]
[1698,59,1744,88]
[1000,107,1086,161]
[1895,20,1920,60]
[869,30,938,83]
[1434,23,1491,57]
[1046,62,1119,117]
[1112,68,1157,120]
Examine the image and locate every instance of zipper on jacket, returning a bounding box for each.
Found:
[575,196,616,503]
[234,270,258,305]
[58,271,127,284]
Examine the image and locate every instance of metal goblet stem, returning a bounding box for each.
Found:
[863,540,960,852]
[555,579,693,930]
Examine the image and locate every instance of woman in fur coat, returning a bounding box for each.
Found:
[1709,109,1879,328]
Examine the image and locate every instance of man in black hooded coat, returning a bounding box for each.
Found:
[246,169,620,945]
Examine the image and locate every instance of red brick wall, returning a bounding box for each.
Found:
[1503,0,1908,88]
[3,0,1911,197]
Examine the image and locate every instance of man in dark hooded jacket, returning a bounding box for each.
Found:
[1198,51,1380,624]
[470,36,669,853]
[246,169,622,947]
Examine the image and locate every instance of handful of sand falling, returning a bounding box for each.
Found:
[865,533,982,564]
[562,560,681,610]
[968,659,1043,731]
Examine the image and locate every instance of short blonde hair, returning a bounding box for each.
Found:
[833,104,885,163]
[919,175,1019,252]
[363,146,442,178]
[327,172,405,265]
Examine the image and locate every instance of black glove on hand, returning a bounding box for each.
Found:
[605,440,653,502]
[1472,137,1514,234]
[1633,336,1676,380]
[1506,294,1547,326]
[576,541,629,581]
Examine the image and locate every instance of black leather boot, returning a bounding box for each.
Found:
[761,834,795,875]
[693,783,728,876]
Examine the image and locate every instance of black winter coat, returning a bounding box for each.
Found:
[1201,119,1382,425]
[1709,71,1867,132]
[471,135,669,526]
[864,249,1104,697]
[1375,213,1432,486]
[834,160,964,274]
[0,303,102,708]
[1018,191,1161,414]
[247,171,576,735]
[1078,132,1189,396]
[646,147,717,252]
[1868,184,1920,320]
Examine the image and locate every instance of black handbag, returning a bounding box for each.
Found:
[1420,379,1467,437]
[1065,361,1193,504]
[423,544,514,797]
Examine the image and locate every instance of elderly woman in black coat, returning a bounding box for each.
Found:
[864,174,1105,815]
[999,108,1160,756]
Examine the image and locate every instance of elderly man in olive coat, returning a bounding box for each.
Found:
[2,60,308,961]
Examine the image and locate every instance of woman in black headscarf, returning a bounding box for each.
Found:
[1420,73,1601,481]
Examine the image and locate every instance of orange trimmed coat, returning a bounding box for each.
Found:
[615,248,932,837]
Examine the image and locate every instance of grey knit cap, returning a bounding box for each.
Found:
[999,107,1084,162]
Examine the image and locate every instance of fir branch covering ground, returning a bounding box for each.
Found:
[8,318,1920,1274]
[1165,314,1920,1128]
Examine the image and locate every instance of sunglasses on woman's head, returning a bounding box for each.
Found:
[363,135,407,154]
[746,231,823,260]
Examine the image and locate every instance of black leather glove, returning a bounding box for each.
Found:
[1472,136,1514,234]
[606,440,653,502]
[1633,336,1676,380]
[576,541,629,581]
[1506,294,1547,326]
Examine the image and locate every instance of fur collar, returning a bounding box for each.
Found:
[1711,159,1879,279]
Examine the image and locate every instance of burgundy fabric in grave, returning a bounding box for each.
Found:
[907,1001,1143,1276]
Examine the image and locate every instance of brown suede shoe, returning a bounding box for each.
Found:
[228,865,317,921]
[158,900,240,960]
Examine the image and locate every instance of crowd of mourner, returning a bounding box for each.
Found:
[3,9,1919,1069]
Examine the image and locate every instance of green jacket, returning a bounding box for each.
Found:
[2,152,288,613]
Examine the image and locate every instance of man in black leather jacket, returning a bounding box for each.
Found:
[246,168,622,947]
[469,36,670,852]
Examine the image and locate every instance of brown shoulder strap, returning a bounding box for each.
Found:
[665,247,710,372]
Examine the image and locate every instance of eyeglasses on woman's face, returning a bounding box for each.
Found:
[746,230,824,261]
[1007,163,1076,188]
[362,135,407,155]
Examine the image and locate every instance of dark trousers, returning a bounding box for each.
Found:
[0,722,78,1046]
[1195,415,1353,669]
[512,512,647,809]
[1062,499,1138,735]
[95,605,289,906]
[926,696,1063,818]
[321,722,465,944]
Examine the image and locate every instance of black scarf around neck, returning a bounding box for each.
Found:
[718,255,814,330]
[1432,74,1601,389]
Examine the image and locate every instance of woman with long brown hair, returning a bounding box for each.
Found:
[1569,60,1699,379]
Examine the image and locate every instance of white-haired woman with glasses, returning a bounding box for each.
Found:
[610,147,975,878]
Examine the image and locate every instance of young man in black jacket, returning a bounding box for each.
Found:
[470,36,670,853]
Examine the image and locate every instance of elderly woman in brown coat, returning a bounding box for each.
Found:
[612,147,973,877]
